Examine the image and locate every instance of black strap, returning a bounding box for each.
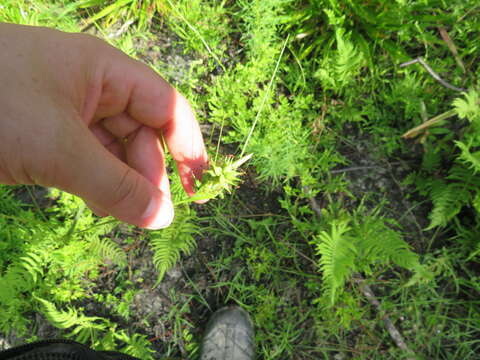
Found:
[0,340,139,360]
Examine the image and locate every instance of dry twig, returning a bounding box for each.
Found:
[400,57,466,92]
[353,276,416,360]
[330,165,384,174]
[401,109,457,139]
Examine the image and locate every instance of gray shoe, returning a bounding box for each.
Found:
[200,306,255,360]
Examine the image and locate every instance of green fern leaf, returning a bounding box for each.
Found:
[36,297,110,343]
[315,28,364,92]
[37,297,85,329]
[17,248,51,286]
[90,237,127,267]
[453,89,480,125]
[313,221,356,304]
[421,147,441,172]
[356,216,419,270]
[19,252,45,284]
[455,140,480,174]
[116,331,155,360]
[335,28,364,85]
[427,180,465,229]
[150,207,199,285]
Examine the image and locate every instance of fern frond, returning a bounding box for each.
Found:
[150,207,199,285]
[447,163,477,182]
[355,216,419,271]
[313,221,356,304]
[455,140,480,174]
[315,28,365,93]
[37,297,86,329]
[421,147,441,172]
[19,249,50,285]
[335,28,364,85]
[90,237,127,267]
[427,180,466,229]
[115,331,155,360]
[36,297,110,343]
[453,89,480,125]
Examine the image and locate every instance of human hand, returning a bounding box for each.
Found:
[0,23,208,229]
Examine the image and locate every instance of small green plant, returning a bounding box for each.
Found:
[408,90,480,230]
[150,206,199,285]
[149,153,252,285]
[36,297,114,344]
[311,209,422,304]
[77,0,164,31]
[188,153,252,203]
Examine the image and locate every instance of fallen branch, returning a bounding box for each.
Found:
[308,195,416,359]
[353,276,416,360]
[401,109,457,139]
[330,165,384,174]
[400,57,466,92]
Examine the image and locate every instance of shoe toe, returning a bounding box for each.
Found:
[200,306,255,360]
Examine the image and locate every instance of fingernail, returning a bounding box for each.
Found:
[143,196,174,230]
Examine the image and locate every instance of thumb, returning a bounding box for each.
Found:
[57,124,174,229]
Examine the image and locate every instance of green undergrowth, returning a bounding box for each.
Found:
[1,0,480,359]
[0,187,155,357]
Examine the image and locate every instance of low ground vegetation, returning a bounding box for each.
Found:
[1,0,479,358]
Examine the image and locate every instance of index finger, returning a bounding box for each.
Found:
[102,51,208,197]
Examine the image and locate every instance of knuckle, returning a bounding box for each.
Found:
[110,168,140,211]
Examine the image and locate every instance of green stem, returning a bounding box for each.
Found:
[240,35,290,157]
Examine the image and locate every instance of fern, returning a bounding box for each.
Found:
[313,220,356,304]
[455,139,480,174]
[335,28,364,85]
[354,216,419,270]
[312,210,422,305]
[36,297,112,344]
[18,249,50,285]
[315,27,364,92]
[417,91,480,229]
[90,237,127,267]
[116,331,155,360]
[427,180,466,229]
[422,89,480,229]
[18,257,43,286]
[421,145,442,172]
[150,206,199,285]
[424,165,480,229]
[1,245,56,297]
[453,89,480,125]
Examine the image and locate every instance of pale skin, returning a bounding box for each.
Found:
[0,23,208,229]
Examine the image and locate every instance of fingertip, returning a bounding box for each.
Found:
[142,195,174,230]
[194,198,209,205]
